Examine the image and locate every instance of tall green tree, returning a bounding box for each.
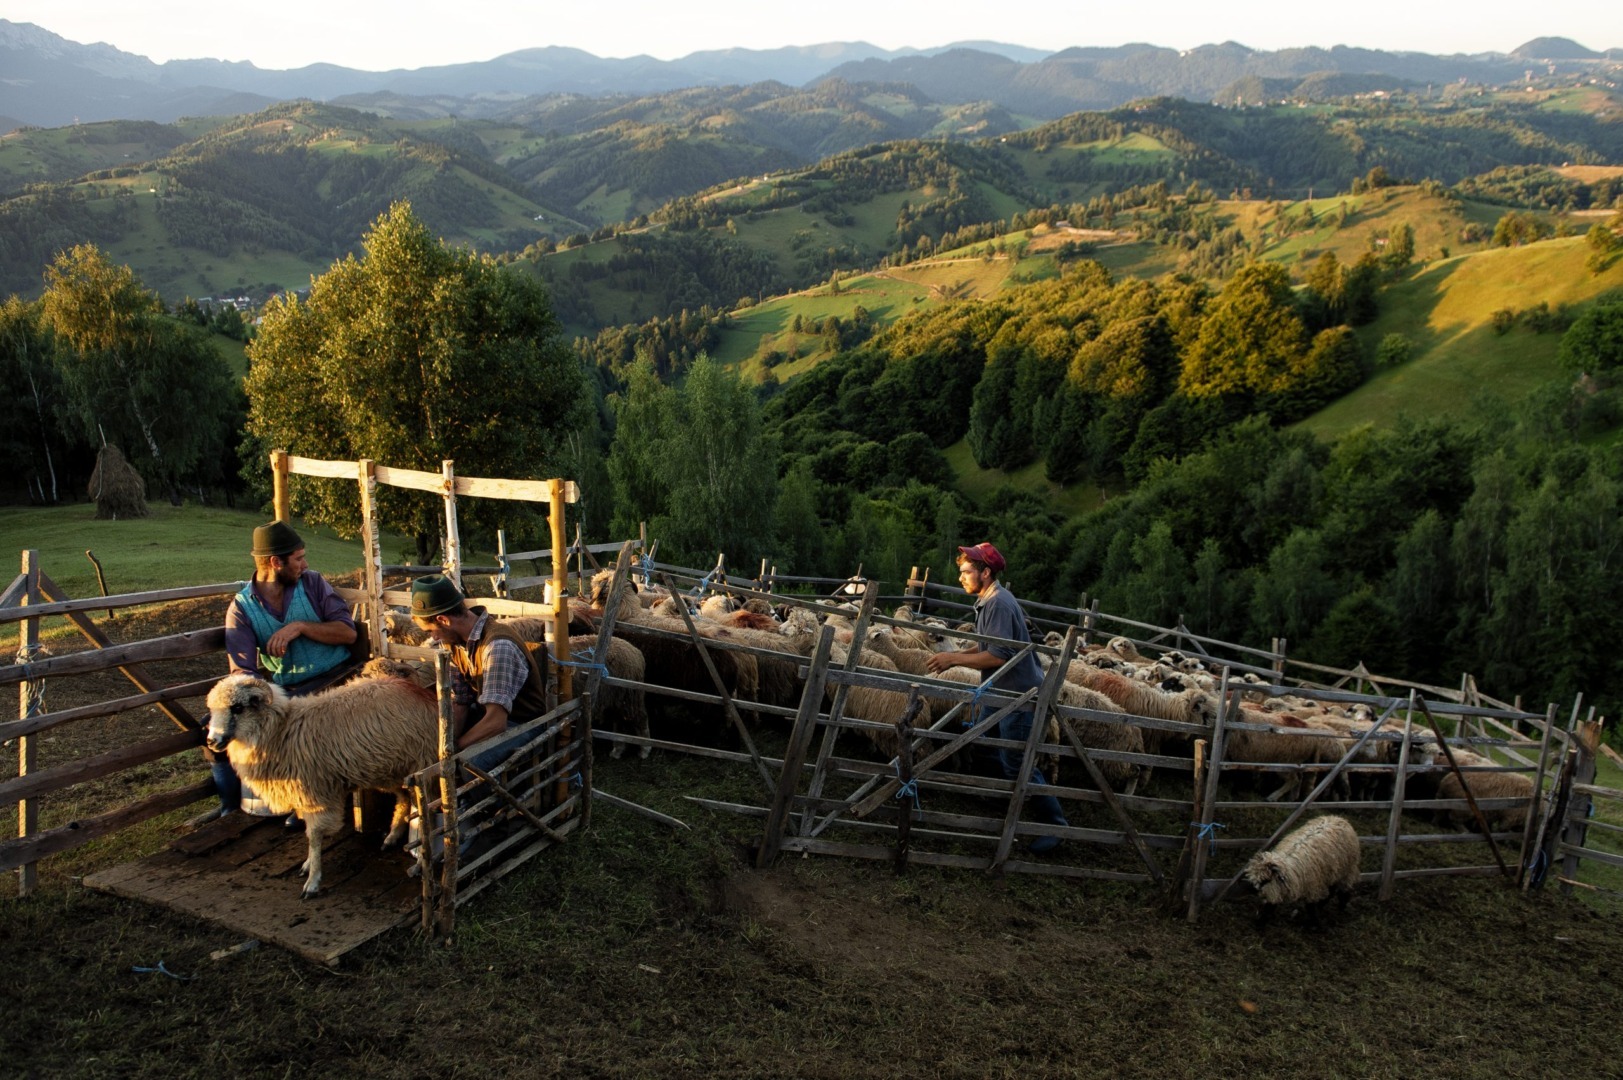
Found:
[246,203,586,562]
[1177,263,1308,401]
[607,354,777,567]
[40,245,234,504]
[0,297,62,502]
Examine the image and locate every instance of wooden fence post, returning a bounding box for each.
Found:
[1518,703,1559,887]
[1186,667,1232,921]
[1379,696,1416,901]
[1559,720,1602,896]
[441,460,461,588]
[15,550,40,897]
[495,529,509,599]
[434,652,459,940]
[356,460,385,657]
[758,626,835,868]
[549,479,574,810]
[270,449,290,523]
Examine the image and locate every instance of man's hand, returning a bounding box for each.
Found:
[264,622,305,657]
[926,650,962,674]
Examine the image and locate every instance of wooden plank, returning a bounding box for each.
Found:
[0,626,225,685]
[1379,703,1415,901]
[0,728,202,809]
[0,581,243,623]
[0,573,26,610]
[991,627,1074,873]
[285,453,357,480]
[36,572,203,732]
[757,625,834,868]
[0,676,216,742]
[1557,844,1623,871]
[799,579,881,835]
[84,830,420,966]
[0,780,212,872]
[1560,721,1602,896]
[1186,671,1232,921]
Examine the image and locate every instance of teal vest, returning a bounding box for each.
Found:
[235,575,350,686]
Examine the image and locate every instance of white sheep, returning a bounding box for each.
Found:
[1242,814,1361,925]
[205,673,440,898]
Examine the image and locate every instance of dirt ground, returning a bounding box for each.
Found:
[5,599,1623,1078]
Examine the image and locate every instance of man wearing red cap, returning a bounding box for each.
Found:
[928,541,1069,853]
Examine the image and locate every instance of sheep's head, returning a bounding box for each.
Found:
[589,569,640,611]
[204,674,284,752]
[698,594,737,620]
[1242,851,1293,906]
[780,605,821,637]
[893,603,917,623]
[650,595,692,621]
[359,656,434,689]
[742,597,776,618]
[1106,636,1142,662]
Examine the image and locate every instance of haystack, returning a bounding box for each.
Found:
[88,444,149,520]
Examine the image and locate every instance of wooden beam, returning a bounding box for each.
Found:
[0,728,202,809]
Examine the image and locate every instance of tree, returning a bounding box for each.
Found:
[40,245,235,504]
[1178,263,1309,400]
[0,297,63,502]
[246,203,586,562]
[1383,221,1414,271]
[1558,299,1623,376]
[607,354,777,567]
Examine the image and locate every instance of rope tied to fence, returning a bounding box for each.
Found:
[14,641,46,718]
[637,553,655,585]
[1526,848,1550,889]
[1191,820,1226,855]
[545,648,609,677]
[894,760,921,811]
[688,567,720,598]
[567,770,584,791]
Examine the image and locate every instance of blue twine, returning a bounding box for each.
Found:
[567,770,584,791]
[689,567,719,598]
[637,554,655,584]
[1191,820,1226,855]
[1527,848,1550,889]
[544,648,610,676]
[132,961,191,980]
[894,761,921,810]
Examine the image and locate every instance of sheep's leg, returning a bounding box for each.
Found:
[633,691,651,759]
[299,807,344,899]
[383,790,412,848]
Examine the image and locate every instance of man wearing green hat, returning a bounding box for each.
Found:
[202,520,359,822]
[409,574,548,772]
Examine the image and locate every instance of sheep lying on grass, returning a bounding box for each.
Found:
[205,673,439,898]
[1242,814,1361,927]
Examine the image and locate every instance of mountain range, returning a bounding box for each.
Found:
[3,19,1619,132]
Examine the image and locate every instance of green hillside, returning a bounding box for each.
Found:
[1297,236,1623,438]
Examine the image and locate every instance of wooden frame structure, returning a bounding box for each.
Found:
[3,450,590,947]
[573,559,1588,918]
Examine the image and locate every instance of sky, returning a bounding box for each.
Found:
[7,0,1621,71]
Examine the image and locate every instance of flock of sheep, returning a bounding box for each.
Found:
[202,567,1536,916]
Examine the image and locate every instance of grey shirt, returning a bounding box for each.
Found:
[973,582,1044,696]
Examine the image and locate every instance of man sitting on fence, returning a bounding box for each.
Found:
[195,520,361,825]
[927,541,1070,854]
[408,574,548,780]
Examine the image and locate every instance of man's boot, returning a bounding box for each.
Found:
[1028,793,1068,854]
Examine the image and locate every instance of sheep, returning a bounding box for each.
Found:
[888,605,937,651]
[590,569,758,736]
[1225,707,1351,802]
[1242,815,1361,926]
[1415,745,1535,831]
[568,633,650,760]
[204,673,440,898]
[359,654,434,688]
[1053,681,1143,791]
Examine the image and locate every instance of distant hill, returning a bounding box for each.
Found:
[1512,37,1602,60]
[4,18,1620,130]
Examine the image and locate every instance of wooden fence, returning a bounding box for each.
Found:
[3,450,589,939]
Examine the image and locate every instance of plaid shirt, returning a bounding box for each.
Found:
[450,611,531,713]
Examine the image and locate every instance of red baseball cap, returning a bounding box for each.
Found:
[957,542,1006,574]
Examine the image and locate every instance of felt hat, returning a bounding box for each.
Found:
[251,520,303,558]
[956,542,1006,574]
[410,574,464,618]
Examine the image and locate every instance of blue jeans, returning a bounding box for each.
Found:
[997,708,1068,831]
